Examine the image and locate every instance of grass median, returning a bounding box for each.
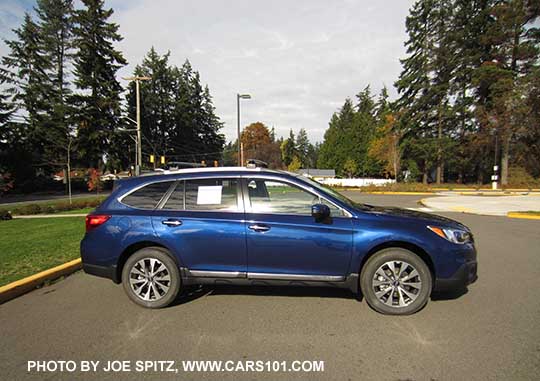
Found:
[0,195,106,216]
[0,217,85,287]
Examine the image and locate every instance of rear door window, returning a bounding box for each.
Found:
[163,178,240,212]
[121,181,174,209]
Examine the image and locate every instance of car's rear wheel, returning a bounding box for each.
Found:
[122,247,181,308]
[360,248,432,315]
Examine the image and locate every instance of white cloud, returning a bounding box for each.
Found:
[1,0,415,143]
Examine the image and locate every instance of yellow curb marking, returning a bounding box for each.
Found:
[507,213,540,220]
[366,191,434,195]
[0,258,82,302]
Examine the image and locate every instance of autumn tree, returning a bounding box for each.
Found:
[343,158,359,178]
[369,114,403,180]
[241,122,282,168]
[287,156,302,172]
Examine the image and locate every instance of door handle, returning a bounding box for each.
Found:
[248,224,270,232]
[162,219,182,227]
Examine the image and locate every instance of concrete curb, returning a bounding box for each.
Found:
[507,212,540,220]
[419,198,540,219]
[0,258,82,304]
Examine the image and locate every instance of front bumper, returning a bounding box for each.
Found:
[434,260,477,291]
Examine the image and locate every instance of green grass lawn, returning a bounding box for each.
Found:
[56,207,95,215]
[0,217,85,287]
[510,211,540,216]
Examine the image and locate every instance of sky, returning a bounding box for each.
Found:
[0,0,415,143]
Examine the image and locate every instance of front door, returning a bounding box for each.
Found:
[152,177,246,275]
[243,178,353,279]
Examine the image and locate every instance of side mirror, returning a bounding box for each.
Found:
[311,203,330,222]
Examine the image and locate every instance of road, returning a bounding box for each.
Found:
[1,195,539,380]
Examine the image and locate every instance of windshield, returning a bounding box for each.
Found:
[297,175,371,211]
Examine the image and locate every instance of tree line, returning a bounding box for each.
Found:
[0,0,224,193]
[318,0,539,185]
[1,0,538,193]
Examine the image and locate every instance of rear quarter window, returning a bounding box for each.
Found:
[121,181,174,209]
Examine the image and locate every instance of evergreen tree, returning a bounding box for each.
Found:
[473,0,540,184]
[35,0,76,173]
[280,129,297,166]
[295,128,311,167]
[396,0,456,184]
[0,92,14,191]
[317,98,357,175]
[71,0,127,168]
[1,13,51,187]
[125,52,225,168]
[451,0,494,183]
[355,86,380,175]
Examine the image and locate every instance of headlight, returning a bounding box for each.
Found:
[427,226,472,244]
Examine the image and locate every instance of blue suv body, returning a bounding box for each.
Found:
[81,167,477,315]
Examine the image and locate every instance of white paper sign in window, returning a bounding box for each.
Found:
[197,185,222,205]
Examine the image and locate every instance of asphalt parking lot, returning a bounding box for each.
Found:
[1,195,539,380]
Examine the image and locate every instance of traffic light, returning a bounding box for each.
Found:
[160,156,165,164]
[149,155,155,164]
[214,160,218,167]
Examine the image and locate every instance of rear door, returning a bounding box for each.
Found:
[152,177,247,276]
[243,177,353,279]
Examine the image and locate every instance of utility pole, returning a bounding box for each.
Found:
[237,93,251,165]
[123,76,151,175]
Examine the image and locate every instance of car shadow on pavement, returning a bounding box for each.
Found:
[431,287,469,301]
[169,285,469,307]
[170,285,358,307]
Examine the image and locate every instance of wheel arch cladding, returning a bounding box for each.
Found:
[359,241,435,282]
[116,241,178,283]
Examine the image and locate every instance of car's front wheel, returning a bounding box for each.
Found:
[360,248,432,315]
[122,247,181,308]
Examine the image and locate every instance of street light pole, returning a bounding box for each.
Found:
[123,76,151,175]
[236,93,251,166]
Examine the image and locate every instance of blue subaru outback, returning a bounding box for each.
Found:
[81,166,477,315]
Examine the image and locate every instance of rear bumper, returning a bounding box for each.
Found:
[434,260,477,292]
[83,263,119,283]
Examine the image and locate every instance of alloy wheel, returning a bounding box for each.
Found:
[129,258,171,301]
[372,260,422,308]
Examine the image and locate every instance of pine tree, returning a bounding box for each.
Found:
[396,0,456,184]
[35,0,76,174]
[317,98,357,176]
[1,13,51,186]
[124,52,225,168]
[280,129,297,166]
[71,0,127,168]
[355,86,379,175]
[295,128,311,167]
[451,0,494,183]
[473,0,540,185]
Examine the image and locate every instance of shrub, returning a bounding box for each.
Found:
[506,166,540,189]
[18,204,42,215]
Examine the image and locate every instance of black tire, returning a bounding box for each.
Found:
[360,248,432,315]
[122,247,181,308]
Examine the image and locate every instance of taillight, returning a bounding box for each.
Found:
[85,214,111,232]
